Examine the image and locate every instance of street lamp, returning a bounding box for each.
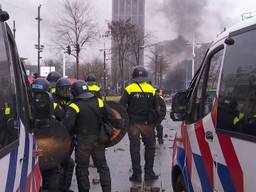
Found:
[100,32,110,100]
[186,37,204,79]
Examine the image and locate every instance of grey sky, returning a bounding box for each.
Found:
[1,0,256,65]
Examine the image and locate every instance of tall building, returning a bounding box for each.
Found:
[112,0,145,30]
[111,0,145,90]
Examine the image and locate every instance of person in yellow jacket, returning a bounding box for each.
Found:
[86,73,102,98]
[120,66,160,182]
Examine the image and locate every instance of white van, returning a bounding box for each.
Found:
[170,17,256,192]
[0,8,41,191]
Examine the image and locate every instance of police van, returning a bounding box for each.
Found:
[170,17,256,191]
[0,8,41,191]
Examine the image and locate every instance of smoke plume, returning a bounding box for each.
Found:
[162,0,208,40]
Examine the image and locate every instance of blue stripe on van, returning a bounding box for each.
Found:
[193,153,212,191]
[177,147,194,192]
[5,147,18,192]
[19,132,30,191]
[217,162,236,192]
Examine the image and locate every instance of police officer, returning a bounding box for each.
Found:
[54,78,75,192]
[155,87,166,144]
[63,80,119,192]
[120,66,159,182]
[86,73,102,98]
[47,71,62,94]
[31,78,60,192]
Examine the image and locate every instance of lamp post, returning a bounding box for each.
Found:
[100,32,110,101]
[35,4,42,75]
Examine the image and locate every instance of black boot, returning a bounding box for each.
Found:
[129,174,142,182]
[158,139,164,144]
[144,172,159,181]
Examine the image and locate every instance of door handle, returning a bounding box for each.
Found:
[205,131,214,140]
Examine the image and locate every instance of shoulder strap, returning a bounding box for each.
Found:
[135,82,145,95]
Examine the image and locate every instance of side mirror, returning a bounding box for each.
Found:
[170,91,187,121]
[225,37,235,45]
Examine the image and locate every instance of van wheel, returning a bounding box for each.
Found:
[174,174,187,192]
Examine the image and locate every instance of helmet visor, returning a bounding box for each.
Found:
[57,85,72,99]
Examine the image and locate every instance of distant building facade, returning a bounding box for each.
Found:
[111,0,145,90]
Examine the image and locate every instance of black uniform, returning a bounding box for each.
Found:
[63,96,118,192]
[155,95,166,144]
[53,96,75,192]
[120,81,159,180]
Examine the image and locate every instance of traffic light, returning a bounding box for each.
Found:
[75,43,80,53]
[66,45,71,55]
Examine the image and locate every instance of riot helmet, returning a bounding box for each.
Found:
[31,78,50,93]
[86,73,96,85]
[46,71,62,89]
[132,66,148,83]
[71,80,94,99]
[56,78,72,100]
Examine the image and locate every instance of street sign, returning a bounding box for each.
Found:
[40,66,55,77]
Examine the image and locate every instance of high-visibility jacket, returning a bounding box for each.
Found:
[88,84,102,98]
[120,82,159,123]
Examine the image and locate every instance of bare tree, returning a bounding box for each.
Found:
[54,0,97,78]
[129,26,150,66]
[79,58,107,83]
[148,46,169,87]
[108,19,135,90]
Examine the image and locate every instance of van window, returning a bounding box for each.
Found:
[217,29,256,138]
[0,24,18,150]
[204,50,223,115]
[7,27,31,129]
[187,48,223,123]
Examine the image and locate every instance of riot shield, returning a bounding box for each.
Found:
[105,101,128,147]
[32,91,71,170]
[34,119,71,170]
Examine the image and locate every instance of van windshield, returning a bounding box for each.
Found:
[217,28,256,136]
[0,24,18,150]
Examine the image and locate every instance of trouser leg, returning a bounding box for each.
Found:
[59,157,75,191]
[59,142,75,192]
[42,167,60,191]
[75,143,91,192]
[92,144,111,192]
[156,124,163,141]
[141,124,156,174]
[128,123,141,175]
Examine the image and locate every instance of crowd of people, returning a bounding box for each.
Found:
[32,66,166,192]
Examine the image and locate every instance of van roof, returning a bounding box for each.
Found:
[213,17,256,45]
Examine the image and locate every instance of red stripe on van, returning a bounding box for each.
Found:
[211,98,218,127]
[195,121,214,188]
[211,97,244,192]
[218,135,244,192]
[181,123,192,176]
[25,173,32,192]
[33,163,41,192]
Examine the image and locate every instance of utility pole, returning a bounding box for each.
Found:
[63,50,66,77]
[35,4,42,75]
[192,37,195,78]
[12,20,16,39]
[103,42,107,101]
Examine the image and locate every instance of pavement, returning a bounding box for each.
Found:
[70,110,180,192]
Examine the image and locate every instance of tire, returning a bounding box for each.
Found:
[174,174,187,192]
